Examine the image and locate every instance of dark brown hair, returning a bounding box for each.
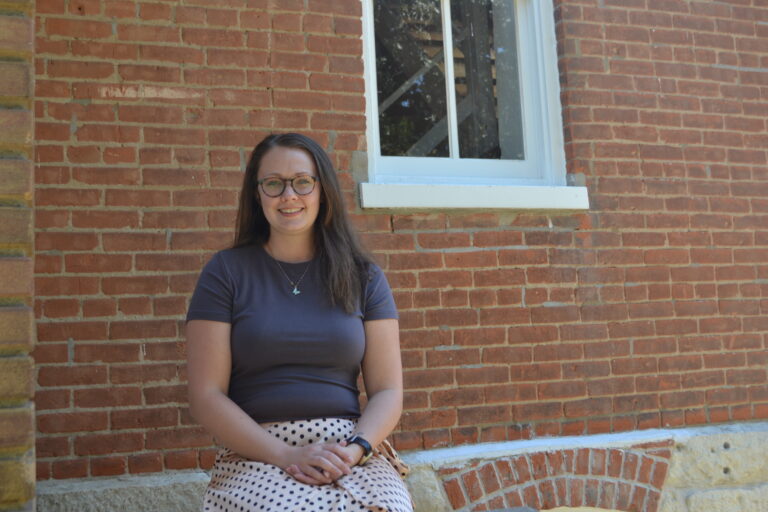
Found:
[234,133,372,313]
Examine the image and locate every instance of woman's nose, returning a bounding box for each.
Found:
[280,181,300,198]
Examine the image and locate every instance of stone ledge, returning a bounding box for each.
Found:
[661,482,768,512]
[37,472,209,512]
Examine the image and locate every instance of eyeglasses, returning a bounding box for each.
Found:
[257,175,318,197]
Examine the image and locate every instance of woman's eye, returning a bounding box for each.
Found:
[263,180,283,192]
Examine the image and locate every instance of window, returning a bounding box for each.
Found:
[360,0,589,209]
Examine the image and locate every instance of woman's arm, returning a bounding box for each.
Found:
[284,318,403,480]
[340,318,404,464]
[186,319,354,484]
[356,318,404,443]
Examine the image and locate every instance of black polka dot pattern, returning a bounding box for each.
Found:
[202,418,413,512]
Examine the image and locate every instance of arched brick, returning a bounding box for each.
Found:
[439,443,672,511]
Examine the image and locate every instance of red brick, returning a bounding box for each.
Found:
[457,405,511,426]
[637,456,654,484]
[534,344,583,362]
[164,450,197,470]
[91,456,126,477]
[443,478,466,509]
[199,448,217,470]
[38,412,108,434]
[521,483,541,509]
[75,124,140,143]
[145,426,211,450]
[36,188,101,207]
[117,24,180,43]
[51,459,87,479]
[37,365,107,387]
[74,433,143,456]
[46,18,111,39]
[71,340,140,362]
[477,463,500,494]
[138,2,171,20]
[525,452,545,480]
[110,363,178,385]
[37,321,107,342]
[42,299,80,318]
[538,381,586,400]
[561,475,583,506]
[496,246,549,267]
[74,387,141,408]
[111,407,178,430]
[108,320,176,340]
[128,453,163,474]
[538,479,557,510]
[64,254,132,273]
[504,488,523,507]
[102,233,168,251]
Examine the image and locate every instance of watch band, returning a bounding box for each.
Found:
[346,435,373,465]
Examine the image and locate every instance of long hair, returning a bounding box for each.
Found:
[234,133,372,313]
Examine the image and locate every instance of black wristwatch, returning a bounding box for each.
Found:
[346,434,373,465]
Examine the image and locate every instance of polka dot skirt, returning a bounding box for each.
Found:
[202,418,413,512]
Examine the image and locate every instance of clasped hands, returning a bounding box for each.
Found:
[281,440,364,486]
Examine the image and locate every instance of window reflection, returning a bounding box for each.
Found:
[373,0,524,160]
[374,0,449,157]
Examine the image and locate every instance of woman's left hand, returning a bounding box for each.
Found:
[337,439,364,466]
[285,441,364,484]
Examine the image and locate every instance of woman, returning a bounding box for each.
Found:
[186,133,412,512]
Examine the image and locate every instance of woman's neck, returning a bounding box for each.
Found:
[264,235,315,263]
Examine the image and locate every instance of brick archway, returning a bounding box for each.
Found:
[440,440,672,512]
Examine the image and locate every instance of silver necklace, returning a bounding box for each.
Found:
[273,259,311,296]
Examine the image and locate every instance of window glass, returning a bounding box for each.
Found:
[372,0,523,161]
[451,0,523,160]
[374,0,448,157]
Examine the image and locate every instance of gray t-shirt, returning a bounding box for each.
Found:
[186,244,398,423]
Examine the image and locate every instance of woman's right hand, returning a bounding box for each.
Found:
[281,442,355,485]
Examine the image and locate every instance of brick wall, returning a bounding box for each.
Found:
[33,0,767,491]
[0,0,36,510]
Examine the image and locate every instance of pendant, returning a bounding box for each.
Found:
[292,287,301,296]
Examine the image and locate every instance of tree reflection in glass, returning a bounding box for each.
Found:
[374,0,449,157]
[373,0,524,161]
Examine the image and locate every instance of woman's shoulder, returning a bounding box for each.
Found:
[360,259,393,296]
[360,258,385,281]
[359,259,397,319]
[213,244,263,264]
[203,244,264,276]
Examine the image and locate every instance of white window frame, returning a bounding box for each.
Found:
[359,0,589,210]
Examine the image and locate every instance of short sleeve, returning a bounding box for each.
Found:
[362,265,398,321]
[186,252,234,323]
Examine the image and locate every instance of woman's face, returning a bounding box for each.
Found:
[256,146,321,241]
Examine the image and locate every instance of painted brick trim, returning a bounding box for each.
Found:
[439,440,672,512]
